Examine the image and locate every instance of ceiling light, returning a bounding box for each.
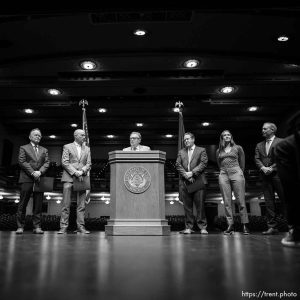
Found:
[15,199,19,203]
[183,59,199,68]
[49,135,56,139]
[202,122,210,127]
[277,35,289,42]
[173,107,180,113]
[48,89,62,96]
[136,123,143,127]
[46,194,51,200]
[80,61,97,70]
[170,200,174,205]
[24,108,34,114]
[133,29,147,36]
[56,200,61,204]
[220,86,235,94]
[0,195,3,200]
[105,200,110,204]
[248,106,258,112]
[165,134,173,138]
[71,123,78,127]
[98,108,107,113]
[107,135,114,138]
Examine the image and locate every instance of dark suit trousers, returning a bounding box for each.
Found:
[275,136,300,227]
[261,174,285,228]
[60,182,86,230]
[180,183,207,230]
[17,182,43,228]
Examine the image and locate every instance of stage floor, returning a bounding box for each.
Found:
[0,231,299,300]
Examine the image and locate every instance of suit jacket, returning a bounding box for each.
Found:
[123,145,151,151]
[176,146,208,185]
[18,143,50,183]
[61,142,91,182]
[255,136,283,173]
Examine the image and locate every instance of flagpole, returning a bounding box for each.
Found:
[79,99,91,204]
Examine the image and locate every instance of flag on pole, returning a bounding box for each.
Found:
[176,101,185,205]
[80,99,91,204]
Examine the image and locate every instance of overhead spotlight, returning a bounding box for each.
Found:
[49,135,56,139]
[0,195,3,200]
[107,135,114,139]
[15,199,20,203]
[202,122,210,127]
[24,108,34,114]
[173,107,180,112]
[80,60,97,70]
[47,89,62,96]
[220,86,235,94]
[98,108,107,113]
[133,29,147,36]
[105,200,110,205]
[165,134,173,138]
[277,35,289,42]
[170,200,174,205]
[136,123,144,127]
[248,106,258,112]
[46,194,51,200]
[220,200,224,204]
[183,59,199,68]
[56,200,61,204]
[71,123,78,128]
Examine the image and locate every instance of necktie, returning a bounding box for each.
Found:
[34,146,39,158]
[188,148,192,171]
[266,139,272,155]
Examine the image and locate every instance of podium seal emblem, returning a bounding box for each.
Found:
[124,166,151,194]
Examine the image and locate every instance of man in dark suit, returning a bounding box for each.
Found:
[16,128,50,234]
[275,112,300,247]
[255,122,285,235]
[57,129,91,234]
[176,132,208,234]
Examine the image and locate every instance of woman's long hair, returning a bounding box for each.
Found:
[218,130,236,153]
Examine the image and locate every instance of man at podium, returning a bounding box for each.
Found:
[123,132,151,151]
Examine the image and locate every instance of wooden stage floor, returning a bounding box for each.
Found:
[0,231,299,300]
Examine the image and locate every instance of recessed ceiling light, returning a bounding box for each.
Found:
[56,200,61,204]
[46,194,51,200]
[173,107,180,112]
[183,59,199,68]
[24,108,34,114]
[165,134,173,138]
[0,195,3,200]
[220,86,235,94]
[248,106,258,112]
[277,35,289,42]
[80,60,97,70]
[107,135,114,138]
[133,29,147,36]
[202,122,210,127]
[170,201,174,205]
[48,89,62,96]
[15,199,20,203]
[136,123,143,127]
[98,108,107,113]
[71,123,78,127]
[49,135,56,139]
[105,200,110,204]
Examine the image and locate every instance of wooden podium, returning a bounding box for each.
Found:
[105,150,170,235]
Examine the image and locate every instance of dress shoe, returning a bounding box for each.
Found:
[57,228,67,234]
[224,224,234,235]
[200,228,208,234]
[33,228,44,234]
[262,228,279,235]
[76,228,90,234]
[242,224,250,235]
[281,229,300,248]
[16,228,24,234]
[179,228,194,234]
